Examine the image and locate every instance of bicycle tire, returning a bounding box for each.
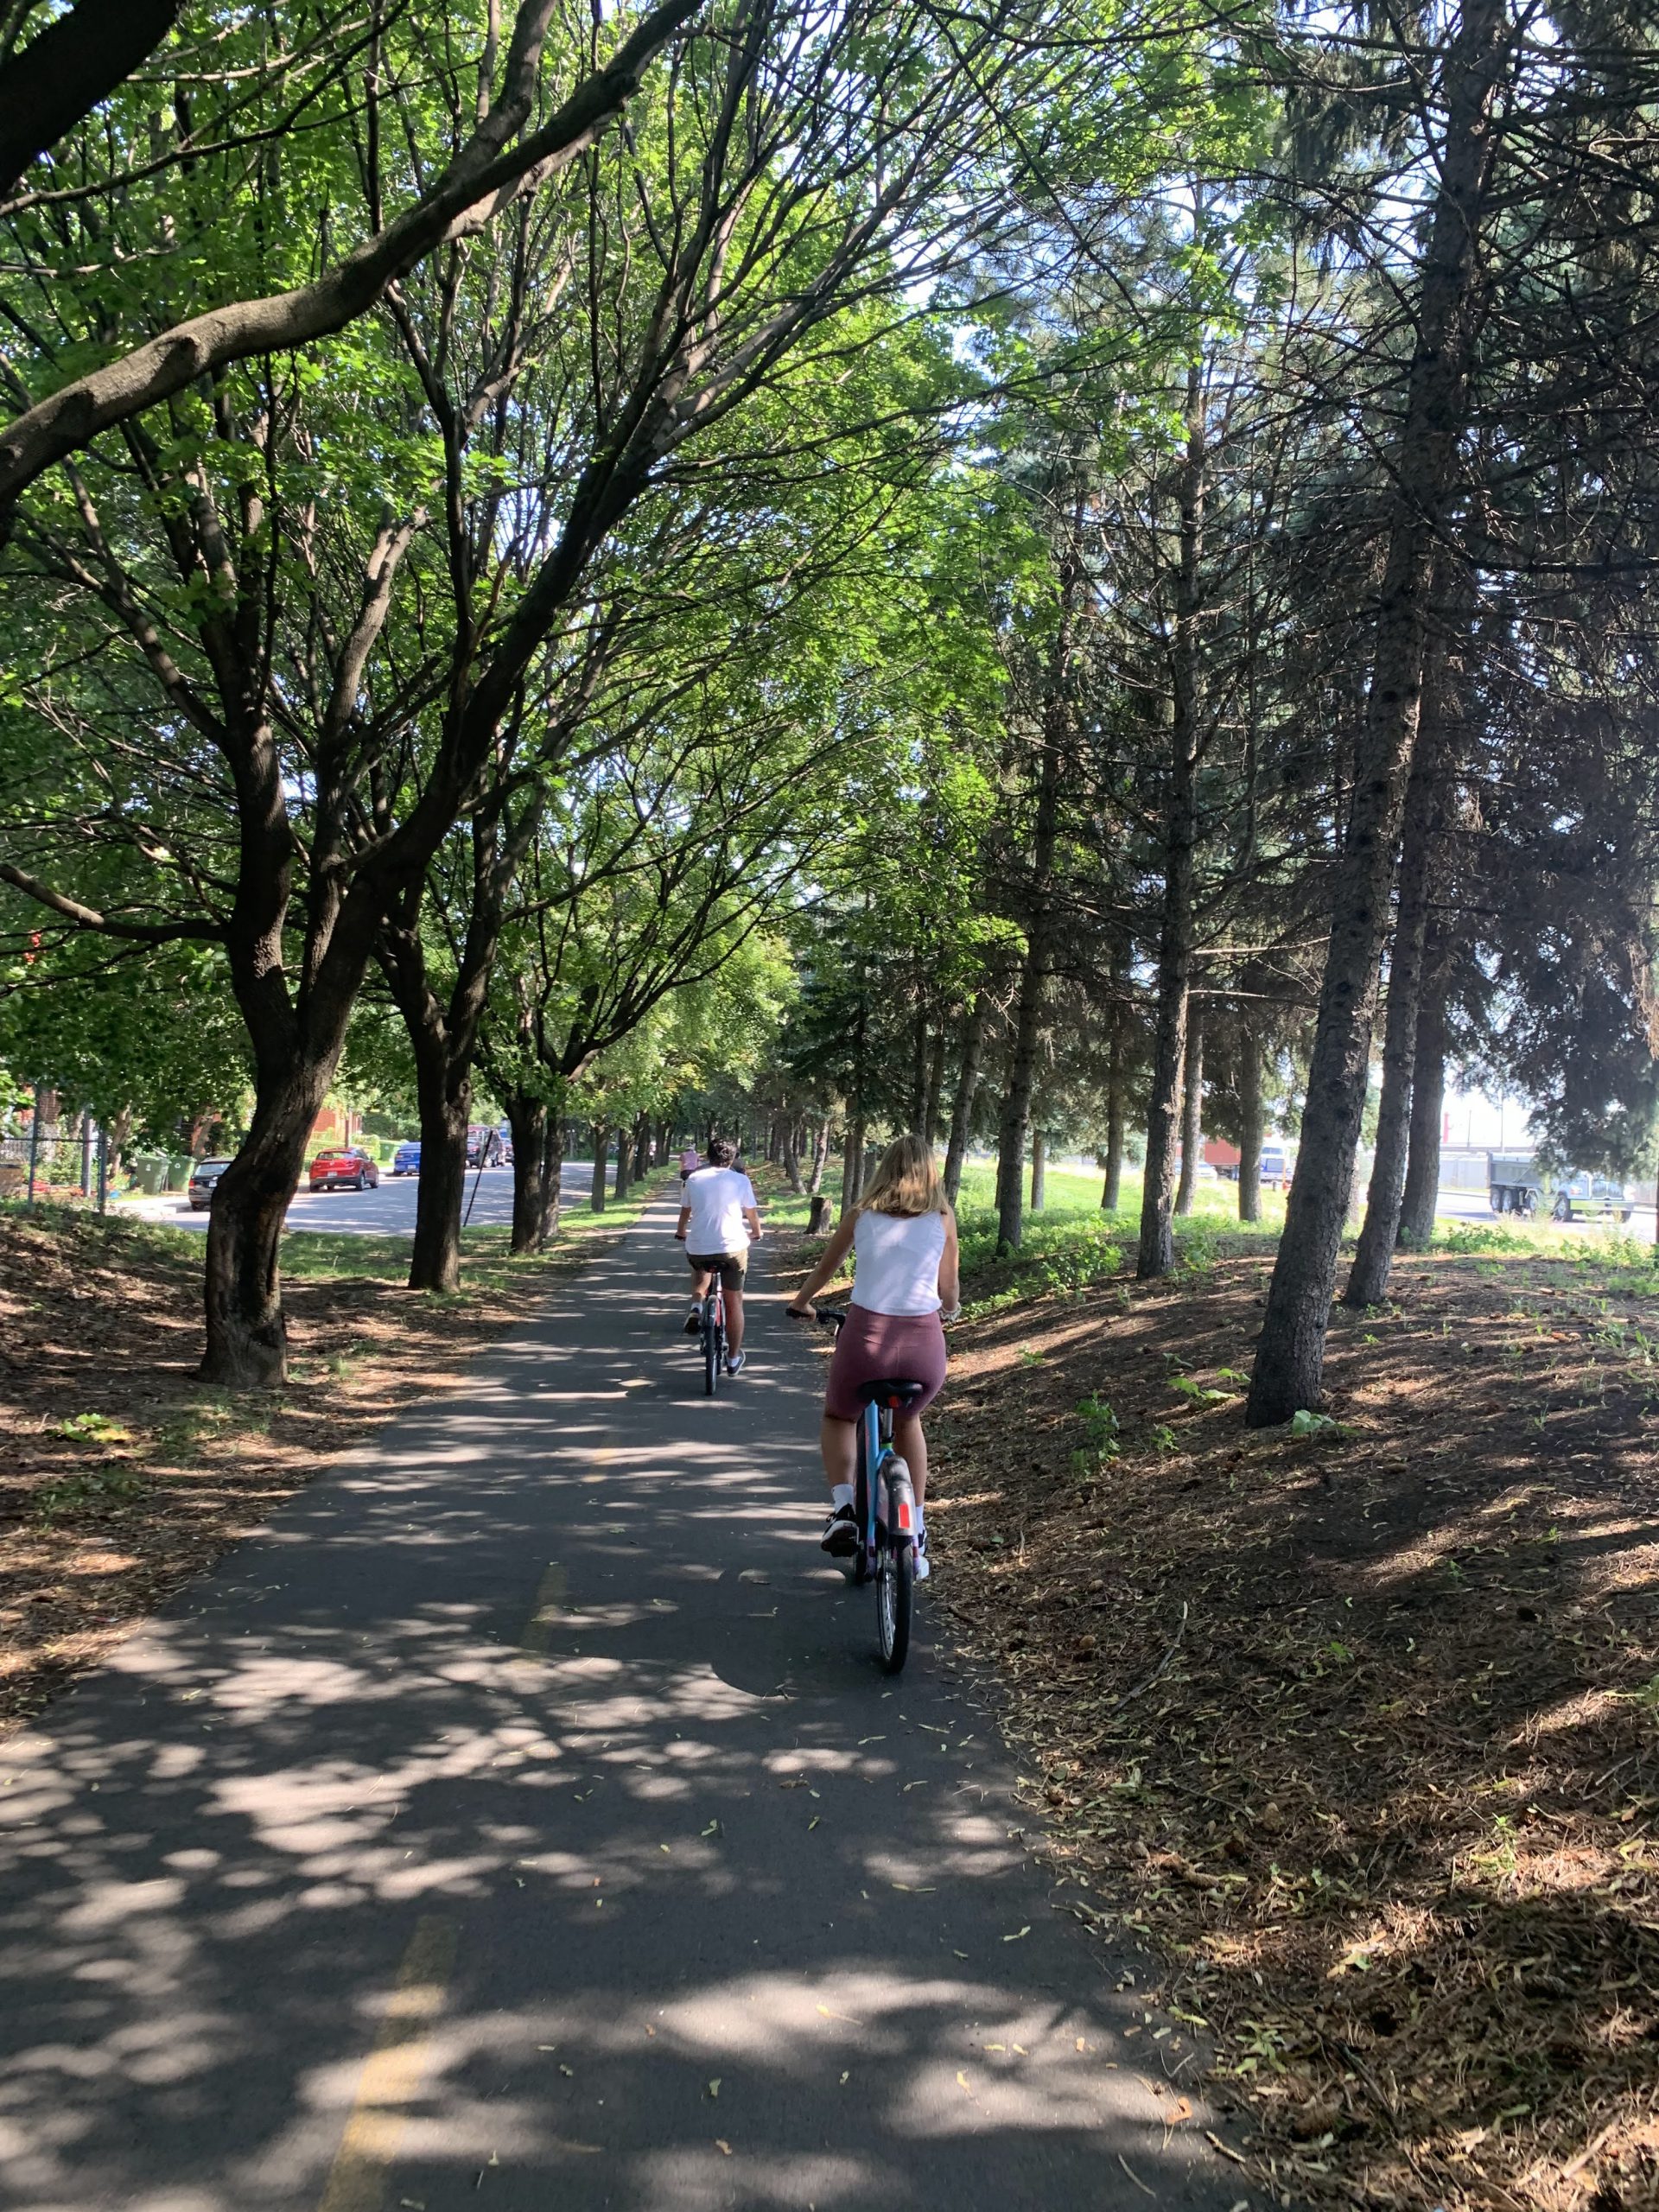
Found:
[703,1319,721,1396]
[877,1528,912,1673]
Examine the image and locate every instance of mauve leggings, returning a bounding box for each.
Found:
[823,1305,947,1421]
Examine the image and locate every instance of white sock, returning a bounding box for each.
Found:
[831,1483,854,1510]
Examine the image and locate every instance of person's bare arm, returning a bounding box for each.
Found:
[789,1213,856,1313]
[675,1205,691,1243]
[743,1205,763,1243]
[938,1208,961,1318]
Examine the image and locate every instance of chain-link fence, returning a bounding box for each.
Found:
[0,1121,111,1209]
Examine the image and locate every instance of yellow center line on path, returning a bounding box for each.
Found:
[519,1563,570,1654]
[518,1427,618,1649]
[315,1915,457,2212]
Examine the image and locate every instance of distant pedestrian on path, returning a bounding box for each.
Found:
[677,1139,763,1375]
[787,1132,960,1580]
[679,1143,700,1184]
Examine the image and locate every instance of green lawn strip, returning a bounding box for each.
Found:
[747,1160,841,1232]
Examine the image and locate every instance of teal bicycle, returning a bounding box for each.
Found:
[816,1308,919,1673]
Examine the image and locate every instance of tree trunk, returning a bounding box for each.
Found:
[505,1093,549,1253]
[414,1085,472,1292]
[391,948,473,1292]
[1247,0,1508,1426]
[1237,1022,1264,1224]
[923,1024,947,1147]
[1101,951,1127,1212]
[1399,945,1450,1250]
[1173,1012,1205,1217]
[107,1103,134,1186]
[1030,1128,1047,1211]
[944,992,987,1207]
[590,1124,608,1211]
[807,1117,830,1195]
[841,1115,867,1216]
[1134,784,1193,1274]
[540,1120,566,1244]
[996,739,1068,1248]
[614,1127,632,1201]
[201,1045,339,1386]
[1344,658,1449,1304]
[634,1116,651,1178]
[995,853,1058,1250]
[1137,363,1206,1281]
[783,1121,804,1192]
[909,1002,930,1134]
[378,788,537,1296]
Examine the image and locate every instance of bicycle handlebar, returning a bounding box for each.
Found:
[786,1304,846,1332]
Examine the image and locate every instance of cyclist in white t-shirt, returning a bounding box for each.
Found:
[675,1138,762,1375]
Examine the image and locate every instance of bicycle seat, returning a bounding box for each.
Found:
[859,1377,928,1410]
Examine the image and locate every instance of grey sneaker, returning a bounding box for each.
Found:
[726,1350,747,1376]
[820,1503,857,1555]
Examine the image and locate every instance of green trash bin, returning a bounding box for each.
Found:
[135,1154,166,1195]
[166,1154,194,1192]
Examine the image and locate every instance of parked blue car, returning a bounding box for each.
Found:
[391,1140,422,1175]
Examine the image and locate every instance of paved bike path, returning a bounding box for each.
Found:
[0,1192,1248,2212]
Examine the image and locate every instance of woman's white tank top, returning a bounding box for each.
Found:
[851,1207,945,1316]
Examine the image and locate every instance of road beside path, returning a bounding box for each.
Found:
[120,1157,596,1234]
[0,1191,1248,2212]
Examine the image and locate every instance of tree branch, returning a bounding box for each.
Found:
[0,0,703,518]
[0,861,224,943]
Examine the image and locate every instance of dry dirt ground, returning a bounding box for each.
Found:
[925,1229,1659,2212]
[0,1192,661,1738]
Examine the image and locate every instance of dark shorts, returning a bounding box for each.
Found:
[687,1249,747,1291]
[823,1305,947,1423]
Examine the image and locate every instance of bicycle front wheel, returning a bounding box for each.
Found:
[703,1320,721,1396]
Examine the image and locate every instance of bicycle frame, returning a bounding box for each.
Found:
[855,1394,918,1580]
[808,1307,918,1672]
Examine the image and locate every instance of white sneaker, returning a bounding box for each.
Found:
[914,1529,931,1582]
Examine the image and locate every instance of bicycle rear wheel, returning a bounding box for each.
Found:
[876,1530,912,1673]
[876,1452,914,1670]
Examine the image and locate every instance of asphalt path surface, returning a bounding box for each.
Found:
[127,1159,594,1236]
[0,1189,1246,2212]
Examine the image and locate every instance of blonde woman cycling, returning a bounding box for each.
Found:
[787,1132,959,1581]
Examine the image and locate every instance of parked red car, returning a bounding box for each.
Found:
[308,1147,380,1192]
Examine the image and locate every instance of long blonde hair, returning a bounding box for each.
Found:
[857,1132,946,1217]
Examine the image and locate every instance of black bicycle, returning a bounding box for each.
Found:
[699,1278,727,1397]
[816,1309,920,1673]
